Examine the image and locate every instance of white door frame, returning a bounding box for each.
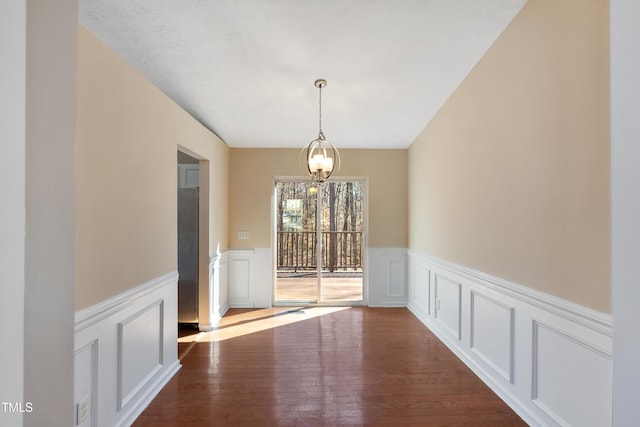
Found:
[272,176,369,306]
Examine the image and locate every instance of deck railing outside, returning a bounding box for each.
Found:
[277,231,362,272]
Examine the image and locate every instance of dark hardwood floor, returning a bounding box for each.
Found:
[134,307,526,426]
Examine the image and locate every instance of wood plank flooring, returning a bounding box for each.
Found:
[134,307,525,426]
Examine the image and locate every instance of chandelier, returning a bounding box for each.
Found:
[304,79,340,183]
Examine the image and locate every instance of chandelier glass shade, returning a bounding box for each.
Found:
[305,79,339,183]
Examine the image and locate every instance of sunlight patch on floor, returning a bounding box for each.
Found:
[217,307,300,328]
[189,306,351,343]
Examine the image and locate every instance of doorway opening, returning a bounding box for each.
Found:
[274,178,366,305]
[177,151,200,328]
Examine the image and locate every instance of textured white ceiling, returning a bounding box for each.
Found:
[79,0,526,149]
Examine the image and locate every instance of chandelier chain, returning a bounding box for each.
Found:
[318,83,323,139]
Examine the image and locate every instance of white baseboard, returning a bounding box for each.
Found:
[115,360,180,427]
[407,251,612,427]
[74,272,180,427]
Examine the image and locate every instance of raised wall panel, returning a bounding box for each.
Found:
[407,251,613,427]
[470,291,514,382]
[228,249,272,308]
[386,259,405,297]
[118,300,164,409]
[230,259,250,299]
[74,272,180,427]
[209,253,230,327]
[434,274,461,340]
[532,321,612,427]
[250,248,274,307]
[368,248,408,306]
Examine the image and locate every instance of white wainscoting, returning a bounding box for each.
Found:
[228,248,272,308]
[227,247,406,307]
[368,248,408,306]
[74,272,180,427]
[207,252,229,329]
[407,251,612,427]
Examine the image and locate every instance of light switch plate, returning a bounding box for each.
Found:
[238,231,249,240]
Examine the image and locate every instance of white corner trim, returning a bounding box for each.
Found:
[75,271,179,333]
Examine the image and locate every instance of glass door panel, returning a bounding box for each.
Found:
[320,182,364,302]
[275,181,318,303]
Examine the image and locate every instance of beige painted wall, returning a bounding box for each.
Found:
[408,0,610,312]
[76,26,228,310]
[229,148,407,249]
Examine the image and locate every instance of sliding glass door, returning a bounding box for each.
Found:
[274,179,365,304]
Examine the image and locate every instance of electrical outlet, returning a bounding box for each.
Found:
[76,395,90,425]
[238,231,249,240]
